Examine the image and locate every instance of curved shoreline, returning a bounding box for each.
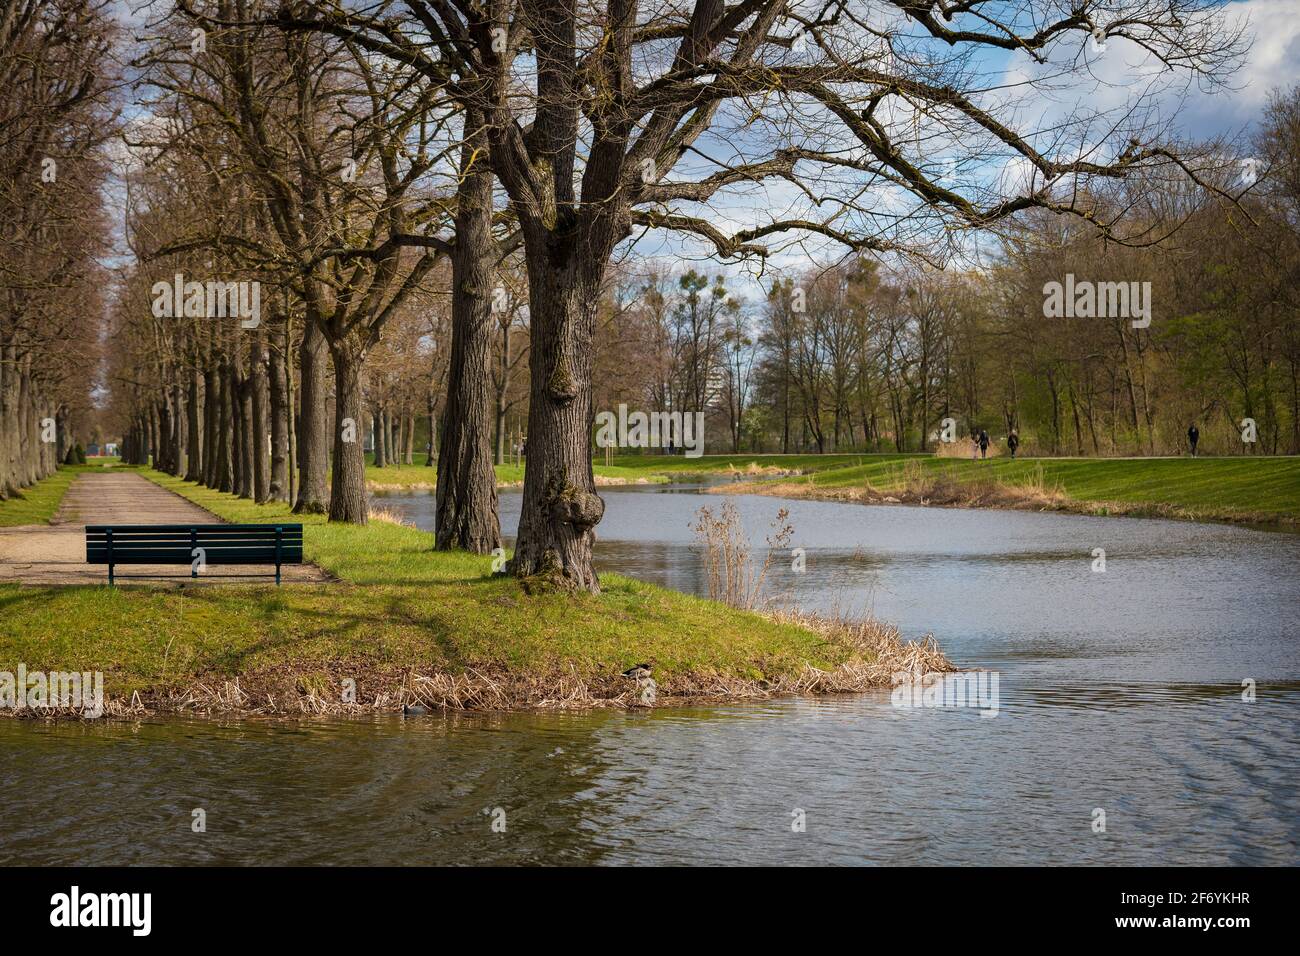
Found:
[1,612,954,721]
[717,477,1299,531]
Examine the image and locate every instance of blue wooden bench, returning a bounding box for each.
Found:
[85,524,303,585]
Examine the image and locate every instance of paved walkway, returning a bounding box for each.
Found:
[0,472,327,585]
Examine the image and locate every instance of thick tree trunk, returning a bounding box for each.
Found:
[294,321,330,514]
[508,253,602,591]
[328,339,368,523]
[436,122,501,553]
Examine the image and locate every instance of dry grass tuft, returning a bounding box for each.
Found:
[691,498,793,609]
[368,506,417,528]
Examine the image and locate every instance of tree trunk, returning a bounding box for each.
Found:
[185,362,203,481]
[294,321,330,513]
[374,405,387,467]
[328,338,368,523]
[215,353,233,493]
[507,252,602,591]
[269,328,289,501]
[436,122,502,553]
[203,348,220,487]
[251,334,270,503]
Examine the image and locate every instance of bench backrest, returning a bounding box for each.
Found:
[85,524,304,566]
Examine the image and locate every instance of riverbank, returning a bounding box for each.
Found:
[607,454,1300,529]
[365,459,667,491]
[0,468,950,718]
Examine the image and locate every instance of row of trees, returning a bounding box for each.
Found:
[0,0,115,498]
[17,1,1256,592]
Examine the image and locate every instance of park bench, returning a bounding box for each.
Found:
[85,524,303,585]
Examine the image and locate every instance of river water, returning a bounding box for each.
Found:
[2,482,1297,865]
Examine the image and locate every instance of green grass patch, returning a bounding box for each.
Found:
[764,454,1300,523]
[0,468,851,699]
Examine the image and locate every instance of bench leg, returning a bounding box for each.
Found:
[276,562,281,586]
[108,563,115,587]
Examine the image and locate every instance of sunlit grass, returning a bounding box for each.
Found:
[786,455,1300,520]
[0,468,852,698]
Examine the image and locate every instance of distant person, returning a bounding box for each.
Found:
[978,428,990,459]
[1007,431,1019,459]
[970,427,980,460]
[667,438,675,456]
[1187,424,1199,457]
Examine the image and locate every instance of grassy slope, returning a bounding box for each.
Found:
[0,469,850,699]
[731,455,1300,523]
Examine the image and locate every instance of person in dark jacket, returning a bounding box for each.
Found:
[1187,424,1199,457]
[978,428,990,459]
[970,427,980,460]
[1007,431,1019,458]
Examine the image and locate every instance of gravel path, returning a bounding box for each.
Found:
[0,472,328,585]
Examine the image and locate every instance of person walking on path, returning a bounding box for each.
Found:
[1187,423,1199,457]
[970,427,980,460]
[978,428,990,459]
[1007,431,1019,459]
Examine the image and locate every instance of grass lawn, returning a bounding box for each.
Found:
[804,455,1299,520]
[714,454,1300,525]
[0,468,864,706]
[0,460,132,527]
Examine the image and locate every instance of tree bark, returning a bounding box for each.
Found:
[294,321,330,513]
[269,325,289,501]
[436,126,501,553]
[328,337,369,523]
[507,245,603,591]
[251,333,270,503]
[185,361,203,482]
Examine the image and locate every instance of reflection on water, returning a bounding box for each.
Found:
[2,484,1297,865]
